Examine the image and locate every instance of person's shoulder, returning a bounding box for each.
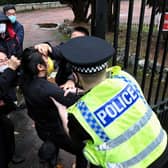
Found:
[38,77,58,88]
[15,21,24,28]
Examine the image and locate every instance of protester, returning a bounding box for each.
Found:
[50,36,168,168]
[0,52,20,168]
[1,8,24,109]
[70,26,89,38]
[0,51,20,113]
[3,4,24,50]
[21,47,88,168]
[0,12,22,58]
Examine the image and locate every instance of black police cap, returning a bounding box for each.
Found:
[60,36,115,74]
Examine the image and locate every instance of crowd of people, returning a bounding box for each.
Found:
[0,3,168,168]
[0,4,25,168]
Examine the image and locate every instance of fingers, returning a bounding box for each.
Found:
[60,84,74,90]
[11,55,21,64]
[34,43,52,56]
[64,88,77,96]
[35,44,47,56]
[8,56,21,70]
[60,80,75,91]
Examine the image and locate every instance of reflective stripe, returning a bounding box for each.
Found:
[106,128,165,168]
[98,108,152,150]
[113,75,147,104]
[77,101,110,142]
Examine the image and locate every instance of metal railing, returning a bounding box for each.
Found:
[92,0,168,128]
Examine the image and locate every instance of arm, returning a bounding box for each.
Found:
[0,56,20,97]
[50,97,69,135]
[15,22,24,47]
[50,96,91,149]
[45,81,80,107]
[0,69,16,97]
[34,43,62,60]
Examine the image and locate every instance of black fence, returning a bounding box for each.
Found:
[92,0,168,128]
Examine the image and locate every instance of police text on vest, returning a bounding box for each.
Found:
[94,84,139,127]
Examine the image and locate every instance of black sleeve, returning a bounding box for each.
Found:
[0,68,17,98]
[55,61,73,85]
[46,43,74,86]
[42,81,80,107]
[68,114,91,143]
[47,43,63,61]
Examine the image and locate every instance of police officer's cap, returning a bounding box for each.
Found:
[60,36,115,74]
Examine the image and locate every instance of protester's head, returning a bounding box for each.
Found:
[0,50,8,64]
[21,47,48,78]
[60,36,115,90]
[70,26,89,39]
[0,50,8,72]
[0,12,9,34]
[3,4,17,23]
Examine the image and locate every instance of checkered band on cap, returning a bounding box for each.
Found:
[72,62,107,74]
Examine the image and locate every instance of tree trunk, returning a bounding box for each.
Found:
[71,0,90,23]
[107,0,113,32]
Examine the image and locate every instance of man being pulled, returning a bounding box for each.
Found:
[51,36,168,168]
[21,47,88,168]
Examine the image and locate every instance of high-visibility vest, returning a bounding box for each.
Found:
[68,66,167,168]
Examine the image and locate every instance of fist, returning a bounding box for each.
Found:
[8,56,21,70]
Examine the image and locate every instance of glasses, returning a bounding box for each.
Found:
[6,11,16,16]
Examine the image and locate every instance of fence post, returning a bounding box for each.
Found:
[91,0,107,39]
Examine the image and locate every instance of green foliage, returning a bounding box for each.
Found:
[0,0,56,5]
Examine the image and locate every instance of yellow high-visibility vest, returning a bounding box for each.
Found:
[68,66,167,168]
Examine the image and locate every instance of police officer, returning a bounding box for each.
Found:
[50,36,168,168]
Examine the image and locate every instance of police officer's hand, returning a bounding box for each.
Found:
[34,43,52,57]
[60,80,75,91]
[8,56,21,70]
[63,87,85,96]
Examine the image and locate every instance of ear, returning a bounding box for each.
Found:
[37,64,45,71]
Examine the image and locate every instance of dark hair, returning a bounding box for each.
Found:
[72,26,89,36]
[3,4,16,13]
[21,47,46,79]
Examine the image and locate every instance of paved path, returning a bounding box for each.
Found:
[17,1,152,49]
[17,7,74,48]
